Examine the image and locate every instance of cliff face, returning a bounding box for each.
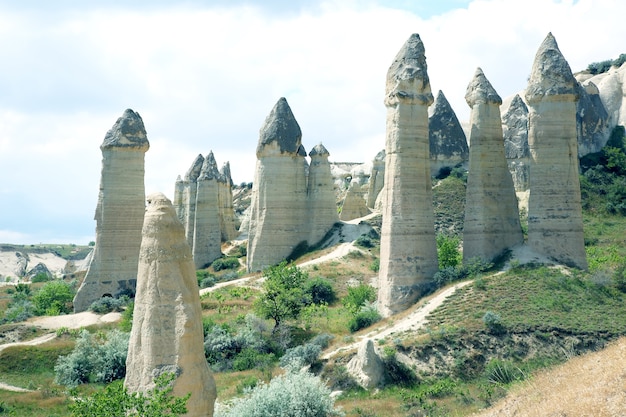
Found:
[429,90,469,176]
[73,109,149,312]
[308,144,340,245]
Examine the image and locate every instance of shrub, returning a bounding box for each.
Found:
[89,296,125,314]
[382,351,418,387]
[69,372,189,417]
[2,299,34,323]
[212,257,240,271]
[437,234,461,269]
[482,311,505,335]
[484,359,525,385]
[305,277,336,305]
[216,369,343,417]
[280,342,322,369]
[32,280,74,315]
[31,272,51,283]
[119,302,134,332]
[342,284,376,315]
[355,234,375,249]
[369,258,380,272]
[348,302,381,333]
[55,329,129,387]
[613,262,626,293]
[200,276,216,289]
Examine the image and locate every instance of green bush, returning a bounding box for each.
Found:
[355,235,375,249]
[32,280,74,315]
[55,330,129,387]
[342,284,376,315]
[437,234,461,269]
[482,311,505,335]
[483,359,525,385]
[31,272,51,283]
[305,277,336,305]
[382,352,418,387]
[89,296,125,314]
[2,299,34,323]
[369,258,380,272]
[119,302,134,332]
[348,302,381,333]
[216,369,343,417]
[69,372,189,417]
[280,342,322,369]
[613,262,626,293]
[211,257,240,271]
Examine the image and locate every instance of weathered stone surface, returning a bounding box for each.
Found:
[192,153,222,269]
[576,81,610,155]
[590,62,626,130]
[429,90,469,176]
[308,143,339,245]
[74,109,149,312]
[247,98,309,272]
[378,34,438,317]
[525,33,587,269]
[13,252,28,277]
[339,180,370,221]
[347,339,384,389]
[218,162,238,242]
[181,154,205,247]
[25,262,53,281]
[125,192,216,417]
[502,94,530,191]
[463,68,523,263]
[367,150,385,209]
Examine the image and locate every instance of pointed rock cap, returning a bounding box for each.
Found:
[144,192,180,236]
[199,151,220,180]
[374,149,386,161]
[257,97,302,156]
[525,32,578,104]
[175,175,183,183]
[297,144,307,157]
[184,154,205,182]
[465,67,502,107]
[219,162,233,186]
[101,109,150,151]
[385,33,433,106]
[506,94,529,116]
[309,143,330,158]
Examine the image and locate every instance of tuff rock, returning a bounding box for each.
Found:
[378,34,438,317]
[125,192,216,417]
[346,339,385,389]
[429,90,469,176]
[463,68,523,263]
[74,109,149,312]
[308,143,340,245]
[502,94,530,191]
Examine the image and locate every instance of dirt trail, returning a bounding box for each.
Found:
[0,333,57,392]
[322,281,471,359]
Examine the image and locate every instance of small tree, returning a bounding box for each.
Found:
[254,262,310,329]
[437,234,462,269]
[32,280,74,315]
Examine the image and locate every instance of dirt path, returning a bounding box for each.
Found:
[322,281,471,359]
[0,333,57,392]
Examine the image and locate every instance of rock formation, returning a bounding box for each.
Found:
[502,94,530,191]
[125,192,216,417]
[25,263,53,281]
[308,144,339,245]
[576,81,610,155]
[347,339,384,389]
[179,154,205,246]
[463,68,523,263]
[429,90,469,176]
[366,150,385,209]
[339,180,370,221]
[378,34,438,317]
[192,152,222,269]
[218,162,238,242]
[247,98,309,272]
[525,33,587,269]
[73,109,149,312]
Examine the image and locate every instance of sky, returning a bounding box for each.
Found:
[0,0,624,245]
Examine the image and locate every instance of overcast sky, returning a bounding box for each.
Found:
[0,0,624,245]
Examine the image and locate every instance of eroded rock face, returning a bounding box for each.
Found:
[125,192,216,417]
[347,339,384,389]
[192,152,222,269]
[218,162,238,242]
[429,90,469,176]
[308,144,339,245]
[339,180,370,221]
[502,94,530,191]
[367,150,385,209]
[247,98,309,272]
[378,34,438,317]
[180,154,205,247]
[525,33,587,269]
[576,81,610,155]
[74,109,149,312]
[463,68,523,263]
[25,263,53,281]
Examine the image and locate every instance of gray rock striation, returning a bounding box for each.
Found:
[367,150,386,209]
[378,34,438,317]
[192,152,222,269]
[502,94,530,191]
[308,144,340,245]
[125,192,216,417]
[74,109,149,312]
[525,33,587,269]
[463,68,523,263]
[429,90,469,176]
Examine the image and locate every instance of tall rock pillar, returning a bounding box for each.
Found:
[367,150,386,209]
[181,155,204,247]
[378,34,438,317]
[247,97,309,272]
[217,162,238,242]
[125,193,216,417]
[73,109,149,312]
[525,33,587,269]
[192,152,222,269]
[463,68,523,263]
[308,143,339,245]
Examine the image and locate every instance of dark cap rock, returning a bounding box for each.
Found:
[465,67,502,107]
[184,154,205,182]
[101,109,150,151]
[309,143,330,158]
[257,97,302,156]
[385,33,433,106]
[199,151,220,180]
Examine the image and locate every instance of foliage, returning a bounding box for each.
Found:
[280,342,322,370]
[342,284,376,315]
[437,234,462,269]
[69,372,189,417]
[433,257,493,288]
[2,298,34,323]
[482,311,505,335]
[613,261,626,293]
[586,53,626,74]
[354,234,375,249]
[254,262,310,328]
[89,296,125,314]
[369,258,380,272]
[483,359,525,385]
[32,280,75,315]
[348,301,381,333]
[119,302,134,332]
[211,257,240,271]
[305,277,337,305]
[55,329,129,387]
[31,272,51,283]
[382,350,419,387]
[216,369,343,417]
